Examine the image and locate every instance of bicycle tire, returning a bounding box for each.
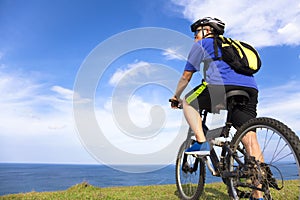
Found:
[175,140,206,200]
[227,117,300,200]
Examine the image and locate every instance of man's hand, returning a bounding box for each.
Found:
[169,96,182,109]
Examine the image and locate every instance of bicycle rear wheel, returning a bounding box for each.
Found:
[175,140,206,200]
[227,117,300,200]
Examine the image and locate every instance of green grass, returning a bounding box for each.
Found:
[1,180,298,199]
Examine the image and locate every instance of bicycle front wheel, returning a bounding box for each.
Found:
[227,117,300,200]
[175,140,206,200]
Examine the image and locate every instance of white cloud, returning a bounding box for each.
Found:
[0,70,71,135]
[171,0,300,47]
[162,47,186,61]
[51,85,73,100]
[258,81,300,133]
[109,61,151,86]
[94,95,187,161]
[0,69,96,163]
[51,85,90,105]
[278,22,300,44]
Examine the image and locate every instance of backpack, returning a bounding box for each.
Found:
[207,35,262,76]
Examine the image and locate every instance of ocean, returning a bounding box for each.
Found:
[0,163,221,196]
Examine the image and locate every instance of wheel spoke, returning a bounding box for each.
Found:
[271,137,282,162]
[261,130,275,156]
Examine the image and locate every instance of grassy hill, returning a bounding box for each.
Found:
[1,180,298,199]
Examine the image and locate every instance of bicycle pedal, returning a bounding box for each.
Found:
[268,177,281,190]
[182,162,191,173]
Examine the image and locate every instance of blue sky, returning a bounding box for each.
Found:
[0,0,300,165]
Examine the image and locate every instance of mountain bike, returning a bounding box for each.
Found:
[170,90,300,200]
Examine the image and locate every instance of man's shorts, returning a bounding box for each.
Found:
[185,82,258,128]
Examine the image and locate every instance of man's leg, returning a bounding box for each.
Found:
[182,98,210,156]
[242,131,264,199]
[242,131,264,162]
[182,99,206,142]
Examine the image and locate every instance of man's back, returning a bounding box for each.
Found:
[185,37,258,90]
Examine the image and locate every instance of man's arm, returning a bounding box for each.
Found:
[173,70,193,100]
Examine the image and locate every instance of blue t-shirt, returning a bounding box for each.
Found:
[184,37,258,90]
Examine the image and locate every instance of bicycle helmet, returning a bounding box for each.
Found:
[191,17,225,35]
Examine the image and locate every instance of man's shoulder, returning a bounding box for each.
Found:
[197,38,214,50]
[201,37,214,44]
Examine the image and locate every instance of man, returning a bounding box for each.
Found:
[170,17,263,200]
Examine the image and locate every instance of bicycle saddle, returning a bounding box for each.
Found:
[212,90,250,113]
[226,90,250,106]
